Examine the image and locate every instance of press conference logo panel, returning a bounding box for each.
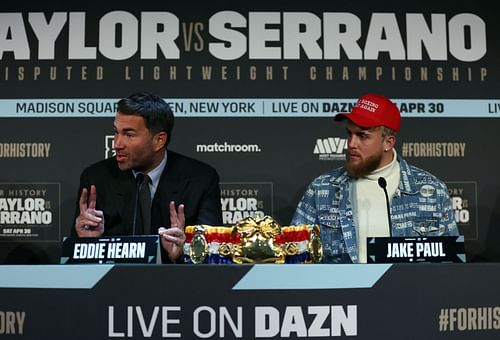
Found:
[196,142,261,153]
[401,142,466,158]
[220,182,273,225]
[0,182,61,242]
[314,137,348,161]
[446,181,478,240]
[105,135,115,159]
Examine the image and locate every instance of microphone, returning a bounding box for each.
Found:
[378,177,393,237]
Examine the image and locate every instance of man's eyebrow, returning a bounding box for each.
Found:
[346,127,372,134]
[113,126,136,132]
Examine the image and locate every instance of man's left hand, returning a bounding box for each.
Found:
[159,201,186,262]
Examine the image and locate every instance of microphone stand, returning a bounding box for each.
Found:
[378,177,393,237]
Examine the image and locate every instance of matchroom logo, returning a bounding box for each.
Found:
[314,137,348,161]
[196,142,261,153]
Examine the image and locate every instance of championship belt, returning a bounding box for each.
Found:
[184,216,323,264]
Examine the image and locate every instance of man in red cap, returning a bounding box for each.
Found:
[291,93,460,263]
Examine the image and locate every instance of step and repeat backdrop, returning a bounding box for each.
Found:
[0,0,499,263]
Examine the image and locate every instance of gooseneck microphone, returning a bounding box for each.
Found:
[378,177,393,237]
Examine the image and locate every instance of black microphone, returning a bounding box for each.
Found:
[131,173,144,235]
[378,177,393,237]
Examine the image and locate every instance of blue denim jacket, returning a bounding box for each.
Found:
[291,155,459,263]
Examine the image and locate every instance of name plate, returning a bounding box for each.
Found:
[367,236,465,263]
[60,235,161,264]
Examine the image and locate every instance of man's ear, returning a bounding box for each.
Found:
[154,132,168,151]
[384,135,396,151]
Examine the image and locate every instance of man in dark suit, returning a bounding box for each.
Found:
[74,92,222,263]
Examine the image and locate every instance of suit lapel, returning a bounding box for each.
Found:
[151,153,189,227]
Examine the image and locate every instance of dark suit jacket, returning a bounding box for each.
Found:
[73,150,222,262]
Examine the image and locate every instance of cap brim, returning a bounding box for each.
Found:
[334,112,381,128]
[334,113,349,122]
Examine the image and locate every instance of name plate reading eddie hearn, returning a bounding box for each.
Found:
[367,236,465,263]
[60,235,161,264]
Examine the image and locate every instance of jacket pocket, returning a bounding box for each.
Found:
[412,218,441,236]
[318,213,347,257]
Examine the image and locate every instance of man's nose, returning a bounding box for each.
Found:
[113,135,123,149]
[347,135,357,148]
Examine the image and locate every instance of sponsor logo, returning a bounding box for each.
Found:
[106,136,262,156]
[438,306,500,332]
[401,142,466,158]
[197,142,261,153]
[313,137,347,161]
[446,181,478,240]
[107,304,357,338]
[0,310,26,335]
[0,143,51,158]
[220,182,273,225]
[105,135,115,159]
[0,183,60,242]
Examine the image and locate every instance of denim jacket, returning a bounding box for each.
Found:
[291,155,459,263]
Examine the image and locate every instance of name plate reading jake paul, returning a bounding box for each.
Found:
[367,236,465,263]
[60,235,161,264]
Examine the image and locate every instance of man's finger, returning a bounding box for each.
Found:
[169,201,178,225]
[88,185,97,210]
[160,232,184,246]
[79,188,89,211]
[177,204,185,230]
[84,209,103,224]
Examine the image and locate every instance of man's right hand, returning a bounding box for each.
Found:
[75,185,105,237]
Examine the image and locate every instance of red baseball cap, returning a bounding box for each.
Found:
[334,93,401,132]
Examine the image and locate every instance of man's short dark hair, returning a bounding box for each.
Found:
[117,92,174,145]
